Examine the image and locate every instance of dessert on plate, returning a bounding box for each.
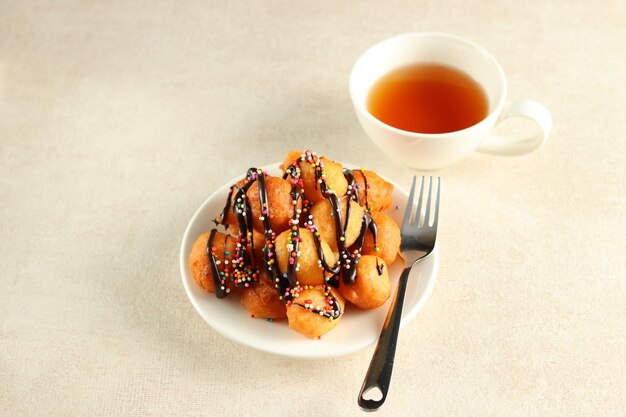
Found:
[188,150,401,338]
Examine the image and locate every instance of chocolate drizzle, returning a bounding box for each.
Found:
[356,169,371,212]
[281,165,303,289]
[216,187,235,229]
[206,151,381,321]
[206,229,228,299]
[376,258,384,276]
[291,284,342,319]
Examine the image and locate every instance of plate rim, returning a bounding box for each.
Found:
[179,162,439,358]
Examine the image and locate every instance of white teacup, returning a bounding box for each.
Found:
[349,32,552,170]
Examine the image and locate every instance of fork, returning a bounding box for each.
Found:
[358,176,440,411]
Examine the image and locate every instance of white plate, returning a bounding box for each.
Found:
[180,163,439,359]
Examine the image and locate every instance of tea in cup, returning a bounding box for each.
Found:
[349,32,552,170]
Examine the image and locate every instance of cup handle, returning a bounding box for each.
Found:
[476,99,552,156]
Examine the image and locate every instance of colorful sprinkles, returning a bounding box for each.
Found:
[206,150,383,323]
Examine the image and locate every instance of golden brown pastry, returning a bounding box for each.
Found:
[362,212,401,265]
[275,228,336,286]
[190,149,402,339]
[220,175,299,235]
[240,269,287,319]
[352,169,394,213]
[286,285,345,338]
[339,255,391,309]
[189,231,237,294]
[309,197,365,252]
[281,150,348,203]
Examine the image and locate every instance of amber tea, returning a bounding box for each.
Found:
[367,63,489,134]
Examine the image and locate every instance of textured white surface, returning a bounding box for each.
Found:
[1,1,625,416]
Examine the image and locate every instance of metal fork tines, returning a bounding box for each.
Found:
[358,176,440,411]
[401,176,440,261]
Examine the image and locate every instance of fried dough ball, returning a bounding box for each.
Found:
[189,231,237,293]
[310,197,365,252]
[275,228,336,286]
[338,255,391,309]
[286,286,346,338]
[362,213,401,265]
[240,269,286,319]
[217,226,270,266]
[248,176,298,234]
[221,176,299,235]
[352,169,394,213]
[281,151,348,203]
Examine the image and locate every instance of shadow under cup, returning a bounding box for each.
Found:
[350,32,509,170]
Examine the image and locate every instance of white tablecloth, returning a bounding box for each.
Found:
[1,1,624,416]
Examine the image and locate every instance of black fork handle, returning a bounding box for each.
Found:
[358,266,412,411]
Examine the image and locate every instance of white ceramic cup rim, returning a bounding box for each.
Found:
[349,32,508,140]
